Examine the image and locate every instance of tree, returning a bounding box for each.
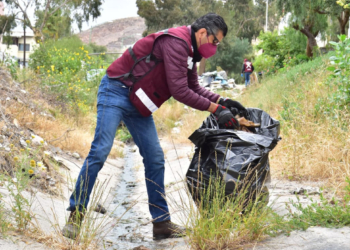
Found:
[313,0,349,35]
[136,0,225,35]
[36,8,72,40]
[0,14,16,44]
[277,0,328,58]
[2,0,103,41]
[207,35,252,74]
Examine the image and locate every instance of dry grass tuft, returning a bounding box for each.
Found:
[6,101,94,157]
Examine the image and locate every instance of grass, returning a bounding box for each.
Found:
[8,68,123,159]
[236,56,350,193]
[38,177,125,250]
[0,161,128,249]
[186,175,273,250]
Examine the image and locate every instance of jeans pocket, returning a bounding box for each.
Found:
[108,78,129,91]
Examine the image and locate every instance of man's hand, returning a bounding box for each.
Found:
[219,98,247,117]
[213,105,240,129]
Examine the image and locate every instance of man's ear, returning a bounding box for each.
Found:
[197,28,207,38]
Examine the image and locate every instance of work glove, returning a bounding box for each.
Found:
[213,105,240,130]
[219,98,248,118]
[241,73,244,77]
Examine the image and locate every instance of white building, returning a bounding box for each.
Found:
[0,29,38,66]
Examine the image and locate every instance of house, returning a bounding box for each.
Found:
[0,29,38,67]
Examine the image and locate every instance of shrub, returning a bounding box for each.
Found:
[253,54,276,74]
[29,36,107,113]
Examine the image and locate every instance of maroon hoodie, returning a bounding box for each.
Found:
[109,27,220,111]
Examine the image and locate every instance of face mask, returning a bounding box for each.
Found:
[198,35,217,59]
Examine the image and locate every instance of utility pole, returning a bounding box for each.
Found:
[23,21,26,68]
[265,0,269,32]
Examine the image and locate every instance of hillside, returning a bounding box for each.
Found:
[78,17,146,52]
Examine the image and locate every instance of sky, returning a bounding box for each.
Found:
[4,0,139,33]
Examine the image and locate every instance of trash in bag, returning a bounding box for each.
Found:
[186,108,281,207]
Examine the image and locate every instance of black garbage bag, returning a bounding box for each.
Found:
[186,108,281,206]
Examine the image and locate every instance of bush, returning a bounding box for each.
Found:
[253,54,276,73]
[255,28,310,75]
[327,35,350,111]
[29,36,107,113]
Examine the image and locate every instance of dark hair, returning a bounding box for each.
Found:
[191,13,228,37]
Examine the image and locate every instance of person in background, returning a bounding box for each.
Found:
[62,13,247,241]
[241,58,254,87]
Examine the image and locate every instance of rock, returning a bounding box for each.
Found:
[291,187,321,195]
[5,97,10,101]
[50,146,62,154]
[43,151,52,156]
[48,180,56,186]
[20,138,27,148]
[4,147,10,152]
[31,134,47,146]
[20,89,26,94]
[13,119,19,128]
[172,127,180,134]
[133,246,151,250]
[130,145,138,152]
[72,152,80,159]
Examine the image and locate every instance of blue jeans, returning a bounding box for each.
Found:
[68,75,170,222]
[245,72,252,87]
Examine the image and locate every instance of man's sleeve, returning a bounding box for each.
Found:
[242,64,245,73]
[252,65,255,72]
[158,36,213,111]
[187,63,220,103]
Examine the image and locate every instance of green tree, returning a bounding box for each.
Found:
[207,35,252,74]
[0,14,17,44]
[2,0,103,41]
[136,0,227,35]
[35,8,71,40]
[277,0,328,58]
[256,29,307,68]
[225,0,276,42]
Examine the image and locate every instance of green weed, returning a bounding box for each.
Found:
[115,124,132,143]
[286,178,350,231]
[0,192,11,235]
